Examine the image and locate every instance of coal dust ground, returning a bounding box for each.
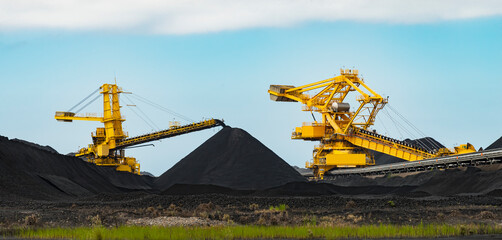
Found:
[0,127,502,230]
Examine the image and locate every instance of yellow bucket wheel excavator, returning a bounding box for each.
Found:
[55,83,224,175]
[269,69,475,179]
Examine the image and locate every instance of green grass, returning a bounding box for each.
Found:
[269,204,288,211]
[8,224,502,239]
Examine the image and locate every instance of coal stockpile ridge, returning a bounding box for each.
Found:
[416,167,502,196]
[404,137,444,152]
[161,182,421,197]
[2,129,502,200]
[0,135,154,201]
[256,182,419,196]
[371,151,405,165]
[486,136,502,150]
[162,184,255,196]
[328,166,502,196]
[11,138,59,154]
[155,127,307,191]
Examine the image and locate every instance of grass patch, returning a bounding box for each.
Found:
[268,204,288,211]
[8,223,502,239]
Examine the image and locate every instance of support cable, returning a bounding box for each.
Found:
[386,104,442,150]
[382,108,431,151]
[126,104,157,132]
[376,116,390,136]
[387,104,431,143]
[123,95,160,131]
[382,108,429,151]
[381,108,404,140]
[67,88,101,112]
[74,95,101,114]
[129,93,195,123]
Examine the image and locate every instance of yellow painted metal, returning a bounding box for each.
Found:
[454,143,476,154]
[269,69,475,179]
[55,83,139,174]
[269,69,386,135]
[55,112,103,122]
[293,123,326,139]
[55,83,223,175]
[269,69,387,179]
[346,128,434,161]
[96,144,109,157]
[116,119,221,148]
[326,152,366,166]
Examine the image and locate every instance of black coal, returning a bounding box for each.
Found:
[154,127,306,191]
[1,130,501,200]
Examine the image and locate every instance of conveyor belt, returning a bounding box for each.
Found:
[347,128,435,161]
[326,148,502,177]
[116,119,225,149]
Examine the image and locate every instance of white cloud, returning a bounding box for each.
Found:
[0,0,501,34]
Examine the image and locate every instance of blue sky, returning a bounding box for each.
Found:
[1,1,502,176]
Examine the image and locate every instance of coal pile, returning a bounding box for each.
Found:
[0,136,154,201]
[327,166,502,196]
[155,127,306,191]
[11,138,59,154]
[404,137,445,152]
[292,166,313,176]
[486,136,502,150]
[371,151,404,165]
[416,167,502,196]
[1,129,501,200]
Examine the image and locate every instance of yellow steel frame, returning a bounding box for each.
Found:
[268,69,463,179]
[55,83,140,174]
[56,83,224,175]
[55,112,103,122]
[269,69,386,135]
[347,128,434,160]
[269,69,477,179]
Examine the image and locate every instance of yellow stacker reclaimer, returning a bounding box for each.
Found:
[269,69,475,179]
[55,83,224,174]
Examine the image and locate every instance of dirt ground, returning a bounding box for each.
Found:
[1,193,501,229]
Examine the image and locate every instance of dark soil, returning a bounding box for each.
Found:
[1,191,501,229]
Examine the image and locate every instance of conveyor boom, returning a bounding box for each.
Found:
[116,119,225,149]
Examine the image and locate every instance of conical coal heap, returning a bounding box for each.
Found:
[155,127,306,190]
[486,136,502,150]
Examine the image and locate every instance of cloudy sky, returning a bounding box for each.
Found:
[2,0,502,33]
[1,1,501,176]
